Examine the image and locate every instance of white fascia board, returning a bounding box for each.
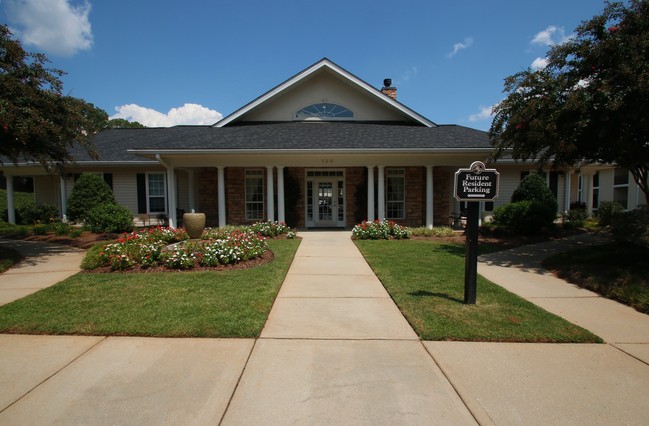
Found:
[213,58,435,128]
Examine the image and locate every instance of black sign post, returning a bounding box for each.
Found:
[454,161,499,304]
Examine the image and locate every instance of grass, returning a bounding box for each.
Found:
[0,247,23,273]
[0,239,300,338]
[355,239,601,342]
[544,242,649,314]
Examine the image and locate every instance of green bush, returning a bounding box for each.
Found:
[66,174,116,223]
[85,203,134,233]
[597,201,625,227]
[54,222,72,235]
[493,173,558,234]
[410,226,456,237]
[611,206,649,248]
[81,243,110,270]
[512,173,557,205]
[17,203,60,225]
[351,220,412,240]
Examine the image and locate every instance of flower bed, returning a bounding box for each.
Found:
[94,222,294,272]
[351,219,412,240]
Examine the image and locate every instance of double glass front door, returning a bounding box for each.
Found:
[306,171,345,227]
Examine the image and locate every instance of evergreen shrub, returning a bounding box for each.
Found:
[86,203,134,233]
[66,174,116,222]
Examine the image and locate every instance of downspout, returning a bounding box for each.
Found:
[156,154,177,229]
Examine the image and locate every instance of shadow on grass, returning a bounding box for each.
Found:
[433,244,465,258]
[407,290,464,304]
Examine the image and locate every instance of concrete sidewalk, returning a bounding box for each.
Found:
[0,239,85,306]
[1,232,649,425]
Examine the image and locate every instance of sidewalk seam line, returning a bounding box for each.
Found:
[609,343,649,367]
[0,336,108,415]
[218,338,258,426]
[420,341,489,426]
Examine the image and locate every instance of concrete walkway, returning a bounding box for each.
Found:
[0,239,85,306]
[1,232,649,425]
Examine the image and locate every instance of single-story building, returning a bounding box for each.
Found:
[2,58,646,228]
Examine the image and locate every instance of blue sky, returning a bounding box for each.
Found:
[1,0,607,130]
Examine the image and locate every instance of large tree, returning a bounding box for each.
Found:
[490,0,649,202]
[0,25,107,173]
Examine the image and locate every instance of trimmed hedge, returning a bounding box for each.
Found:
[86,203,134,233]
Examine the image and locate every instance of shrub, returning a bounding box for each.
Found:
[54,222,72,235]
[512,173,556,205]
[611,206,649,248]
[66,174,116,222]
[32,224,50,235]
[17,203,60,225]
[85,203,134,233]
[493,200,558,234]
[563,204,589,228]
[410,226,456,237]
[352,220,412,240]
[597,201,625,227]
[493,173,558,234]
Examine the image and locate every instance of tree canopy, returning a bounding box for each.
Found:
[489,0,649,202]
[0,25,143,174]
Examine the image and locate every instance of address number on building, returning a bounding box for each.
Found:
[454,161,500,202]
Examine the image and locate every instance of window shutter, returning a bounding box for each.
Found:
[136,174,147,214]
[550,172,559,200]
[103,173,113,190]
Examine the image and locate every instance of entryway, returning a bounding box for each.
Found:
[305,170,346,228]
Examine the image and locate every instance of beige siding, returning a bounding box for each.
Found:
[243,72,409,122]
[34,176,60,207]
[112,172,138,214]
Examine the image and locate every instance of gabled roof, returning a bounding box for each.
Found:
[214,58,436,128]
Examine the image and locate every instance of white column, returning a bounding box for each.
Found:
[426,166,434,229]
[266,166,275,222]
[367,166,375,221]
[59,176,68,221]
[564,171,572,213]
[585,174,594,217]
[377,165,385,220]
[277,166,285,223]
[187,170,196,212]
[217,167,226,227]
[6,174,15,224]
[166,167,177,228]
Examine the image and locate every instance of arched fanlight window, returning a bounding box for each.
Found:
[295,103,354,119]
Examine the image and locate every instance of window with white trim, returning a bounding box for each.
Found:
[146,172,166,213]
[245,169,264,220]
[613,168,629,209]
[386,168,405,219]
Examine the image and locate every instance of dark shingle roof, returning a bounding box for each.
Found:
[67,122,490,162]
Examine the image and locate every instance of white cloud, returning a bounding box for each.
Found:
[4,0,93,57]
[402,66,418,82]
[468,105,495,122]
[531,57,549,70]
[448,37,474,58]
[531,26,572,46]
[111,103,223,127]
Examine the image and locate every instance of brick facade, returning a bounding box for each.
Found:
[196,165,454,229]
[197,168,219,227]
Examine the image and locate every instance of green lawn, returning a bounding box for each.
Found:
[355,239,601,342]
[544,242,649,315]
[0,239,300,338]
